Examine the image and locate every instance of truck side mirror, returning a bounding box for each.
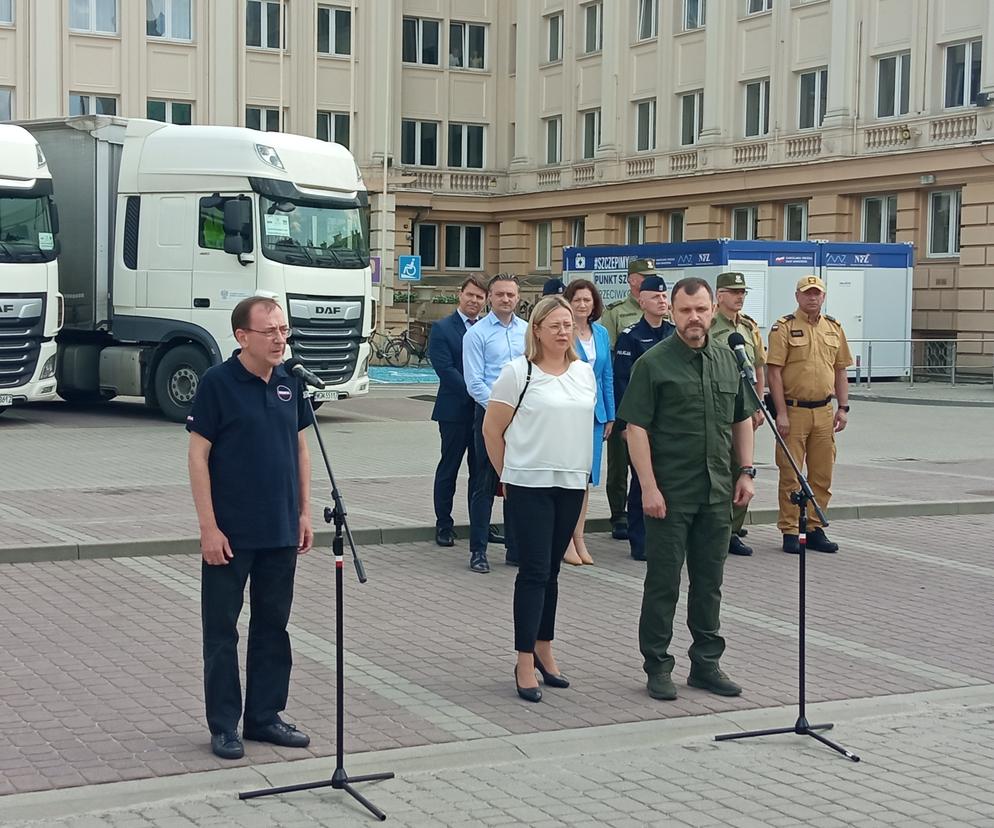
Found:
[222,198,253,259]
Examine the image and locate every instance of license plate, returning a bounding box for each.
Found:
[312,390,340,402]
[0,394,12,406]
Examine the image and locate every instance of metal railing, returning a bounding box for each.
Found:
[848,338,994,389]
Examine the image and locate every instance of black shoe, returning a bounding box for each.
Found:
[782,534,800,554]
[728,535,753,556]
[611,523,629,541]
[532,653,570,688]
[505,554,518,567]
[469,552,490,573]
[514,664,542,703]
[210,731,244,760]
[807,527,839,553]
[488,524,505,544]
[435,527,456,547]
[687,668,742,697]
[647,673,677,701]
[243,719,310,748]
[630,548,646,561]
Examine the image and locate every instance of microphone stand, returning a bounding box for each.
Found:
[713,355,860,763]
[239,391,395,819]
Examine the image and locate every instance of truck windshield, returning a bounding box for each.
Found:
[0,195,56,264]
[260,196,369,269]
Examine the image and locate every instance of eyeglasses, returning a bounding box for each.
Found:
[244,326,293,340]
[542,322,574,333]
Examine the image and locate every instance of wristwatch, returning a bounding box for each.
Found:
[838,404,851,413]
[738,466,757,479]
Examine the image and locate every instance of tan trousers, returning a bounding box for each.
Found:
[775,404,836,534]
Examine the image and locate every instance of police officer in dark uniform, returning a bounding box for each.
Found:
[613,275,675,561]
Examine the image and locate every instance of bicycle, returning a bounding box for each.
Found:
[384,329,431,368]
[369,330,406,367]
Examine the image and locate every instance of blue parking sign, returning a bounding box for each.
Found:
[398,255,422,282]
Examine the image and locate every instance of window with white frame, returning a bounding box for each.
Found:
[69,93,117,116]
[546,13,563,62]
[581,109,601,159]
[0,88,12,121]
[876,52,910,118]
[246,106,281,132]
[402,17,440,65]
[317,111,350,148]
[536,222,552,269]
[798,68,828,129]
[731,206,758,240]
[784,202,807,240]
[684,0,706,30]
[635,98,656,151]
[584,2,603,53]
[636,0,657,40]
[401,119,439,166]
[862,195,897,244]
[944,40,982,109]
[747,0,772,13]
[626,214,646,245]
[448,123,485,168]
[247,1,284,49]
[317,5,351,56]
[545,116,562,164]
[415,223,438,269]
[680,90,703,145]
[449,21,486,69]
[0,0,11,24]
[744,79,770,137]
[146,0,192,40]
[70,0,117,33]
[928,190,961,257]
[147,99,192,124]
[669,211,685,242]
[444,224,483,269]
[572,217,586,247]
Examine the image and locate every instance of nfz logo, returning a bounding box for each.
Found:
[677,254,694,265]
[825,253,848,265]
[853,254,871,264]
[697,253,712,263]
[315,305,342,315]
[574,254,586,269]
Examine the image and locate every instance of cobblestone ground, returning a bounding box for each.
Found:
[8,702,994,827]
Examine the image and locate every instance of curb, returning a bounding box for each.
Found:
[848,391,994,408]
[2,684,991,823]
[3,499,994,565]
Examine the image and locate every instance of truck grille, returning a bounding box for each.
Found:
[0,295,45,389]
[287,294,364,387]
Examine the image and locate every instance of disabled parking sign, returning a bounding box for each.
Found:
[398,255,422,282]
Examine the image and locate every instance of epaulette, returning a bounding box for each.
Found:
[824,314,842,326]
[619,323,637,335]
[780,313,795,321]
[607,299,624,309]
[740,313,758,328]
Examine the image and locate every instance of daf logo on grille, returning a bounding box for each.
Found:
[315,306,343,315]
[0,304,13,314]
[288,299,362,321]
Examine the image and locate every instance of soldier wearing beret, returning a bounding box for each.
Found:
[766,275,853,555]
[709,272,766,557]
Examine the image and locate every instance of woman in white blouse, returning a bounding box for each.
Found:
[483,296,597,703]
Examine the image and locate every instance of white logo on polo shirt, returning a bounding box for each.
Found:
[276,385,293,402]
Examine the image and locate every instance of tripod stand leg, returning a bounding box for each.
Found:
[239,778,336,800]
[347,772,396,784]
[715,725,797,742]
[804,729,861,762]
[343,783,387,821]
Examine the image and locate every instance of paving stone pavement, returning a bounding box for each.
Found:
[5,696,994,827]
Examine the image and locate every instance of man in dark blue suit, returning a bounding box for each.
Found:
[428,276,488,546]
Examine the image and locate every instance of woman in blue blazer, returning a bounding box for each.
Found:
[563,279,615,565]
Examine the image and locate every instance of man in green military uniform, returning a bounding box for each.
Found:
[600,258,657,540]
[619,277,756,701]
[709,271,766,557]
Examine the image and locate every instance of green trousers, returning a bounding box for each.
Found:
[605,428,629,525]
[639,504,730,677]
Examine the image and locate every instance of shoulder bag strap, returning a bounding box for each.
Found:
[503,360,532,434]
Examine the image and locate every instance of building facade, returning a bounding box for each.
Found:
[1,0,993,368]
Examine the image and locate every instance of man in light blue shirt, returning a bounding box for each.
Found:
[462,274,528,573]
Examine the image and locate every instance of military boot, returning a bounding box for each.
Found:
[647,673,677,701]
[687,668,742,697]
[806,527,839,553]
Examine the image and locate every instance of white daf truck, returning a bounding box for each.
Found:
[18,116,372,421]
[0,124,61,415]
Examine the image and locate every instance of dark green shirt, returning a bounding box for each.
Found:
[617,333,756,509]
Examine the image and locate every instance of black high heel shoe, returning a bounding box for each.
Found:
[532,652,570,688]
[514,663,542,703]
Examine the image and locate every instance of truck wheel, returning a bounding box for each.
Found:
[155,345,209,423]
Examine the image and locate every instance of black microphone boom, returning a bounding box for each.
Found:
[284,358,326,390]
[726,332,757,385]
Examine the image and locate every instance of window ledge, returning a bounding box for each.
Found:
[317,52,353,60]
[448,66,491,74]
[402,61,444,71]
[632,36,658,46]
[146,36,196,45]
[68,29,121,38]
[576,50,602,61]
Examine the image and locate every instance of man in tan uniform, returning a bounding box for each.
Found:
[601,258,656,540]
[709,272,766,557]
[766,275,852,554]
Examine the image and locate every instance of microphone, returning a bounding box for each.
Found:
[727,332,757,385]
[284,357,326,389]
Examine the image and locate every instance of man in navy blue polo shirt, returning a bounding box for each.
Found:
[187,296,314,760]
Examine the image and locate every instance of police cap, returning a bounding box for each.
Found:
[542,277,566,295]
[640,275,668,293]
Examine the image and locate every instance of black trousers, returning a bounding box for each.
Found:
[469,404,516,557]
[506,485,585,652]
[202,546,297,735]
[433,419,476,531]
